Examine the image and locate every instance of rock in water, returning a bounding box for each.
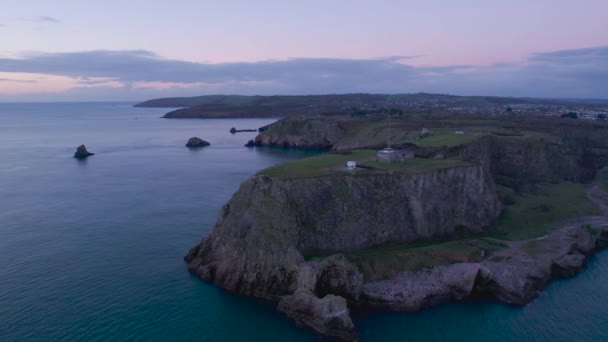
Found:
[185,137,210,148]
[230,127,257,134]
[73,145,94,159]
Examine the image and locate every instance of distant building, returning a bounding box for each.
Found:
[346,161,357,169]
[455,130,465,135]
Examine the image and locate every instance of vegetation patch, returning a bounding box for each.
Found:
[597,168,608,192]
[337,237,510,280]
[522,237,562,255]
[257,149,376,179]
[258,150,471,179]
[494,182,599,240]
[362,158,470,173]
[402,132,484,147]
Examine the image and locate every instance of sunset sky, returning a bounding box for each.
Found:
[0,0,606,101]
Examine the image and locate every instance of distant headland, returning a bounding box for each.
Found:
[134,93,608,120]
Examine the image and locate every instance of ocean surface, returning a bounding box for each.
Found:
[0,102,607,341]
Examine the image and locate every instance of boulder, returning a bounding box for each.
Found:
[185,137,210,148]
[278,289,358,341]
[244,139,258,147]
[316,255,363,301]
[73,145,94,159]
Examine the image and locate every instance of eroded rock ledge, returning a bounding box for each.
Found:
[362,217,608,311]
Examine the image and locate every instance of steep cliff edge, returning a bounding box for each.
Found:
[249,117,348,149]
[185,165,501,339]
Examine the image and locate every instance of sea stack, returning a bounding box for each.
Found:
[73,145,94,159]
[185,137,210,148]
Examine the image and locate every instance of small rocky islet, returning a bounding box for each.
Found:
[185,137,210,148]
[73,144,94,159]
[184,114,608,340]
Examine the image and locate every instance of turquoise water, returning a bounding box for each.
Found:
[0,103,607,341]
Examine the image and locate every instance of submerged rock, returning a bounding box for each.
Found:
[73,145,94,159]
[185,137,210,148]
[244,139,259,147]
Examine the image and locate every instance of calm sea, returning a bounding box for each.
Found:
[0,102,606,341]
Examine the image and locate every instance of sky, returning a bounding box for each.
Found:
[0,0,606,101]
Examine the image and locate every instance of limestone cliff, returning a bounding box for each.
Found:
[185,165,501,339]
[444,135,596,187]
[250,117,346,149]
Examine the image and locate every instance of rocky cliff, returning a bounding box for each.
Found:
[185,165,501,339]
[444,135,597,187]
[249,117,347,149]
[252,117,603,186]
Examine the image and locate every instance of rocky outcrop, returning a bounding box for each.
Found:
[250,117,346,149]
[185,137,210,148]
[472,218,605,304]
[362,263,480,311]
[185,165,501,339]
[73,145,94,159]
[278,289,357,341]
[360,217,608,311]
[184,150,608,340]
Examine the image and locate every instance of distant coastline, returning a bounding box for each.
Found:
[134,93,608,120]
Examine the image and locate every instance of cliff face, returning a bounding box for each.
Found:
[251,117,346,149]
[185,165,501,338]
[446,135,595,186]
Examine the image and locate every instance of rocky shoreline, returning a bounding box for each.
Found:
[187,215,608,341]
[184,166,504,340]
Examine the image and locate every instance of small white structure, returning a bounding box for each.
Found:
[346,161,357,169]
[420,128,432,138]
[455,130,465,135]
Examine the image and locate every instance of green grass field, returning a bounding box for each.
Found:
[345,237,509,280]
[362,158,470,173]
[597,167,608,192]
[402,132,484,147]
[495,182,599,240]
[258,150,471,179]
[257,150,377,179]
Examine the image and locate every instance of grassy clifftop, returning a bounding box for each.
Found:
[257,150,470,179]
